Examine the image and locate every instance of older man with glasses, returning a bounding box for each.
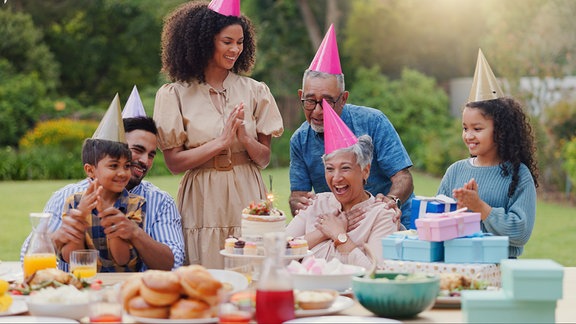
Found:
[289,25,414,229]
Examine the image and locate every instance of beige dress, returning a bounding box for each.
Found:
[153,72,284,268]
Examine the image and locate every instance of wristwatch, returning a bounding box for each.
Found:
[334,233,348,247]
[387,195,401,206]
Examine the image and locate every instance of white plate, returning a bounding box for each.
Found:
[0,300,28,316]
[286,315,402,323]
[434,296,461,308]
[295,296,354,317]
[220,250,313,260]
[130,315,218,323]
[207,269,249,293]
[0,316,78,323]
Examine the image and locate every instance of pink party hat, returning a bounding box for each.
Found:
[308,24,342,75]
[122,85,146,118]
[323,99,357,155]
[92,93,127,143]
[208,0,240,17]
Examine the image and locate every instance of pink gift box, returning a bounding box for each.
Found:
[415,211,481,242]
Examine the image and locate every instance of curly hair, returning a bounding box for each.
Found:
[466,98,539,197]
[160,1,256,83]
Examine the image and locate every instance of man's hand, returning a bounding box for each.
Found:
[343,208,366,231]
[99,207,137,240]
[289,191,316,216]
[375,193,402,224]
[51,208,88,258]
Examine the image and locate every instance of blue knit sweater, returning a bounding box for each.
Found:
[437,159,536,258]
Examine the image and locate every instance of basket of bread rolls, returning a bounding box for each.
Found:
[121,265,224,320]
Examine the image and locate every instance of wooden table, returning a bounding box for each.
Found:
[3,262,575,322]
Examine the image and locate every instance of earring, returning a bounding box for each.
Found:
[362,178,367,185]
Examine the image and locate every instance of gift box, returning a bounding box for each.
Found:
[410,195,457,229]
[462,290,556,323]
[415,211,481,242]
[382,232,444,262]
[379,260,501,287]
[501,259,564,301]
[444,234,509,264]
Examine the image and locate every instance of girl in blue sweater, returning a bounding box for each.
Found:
[437,97,539,258]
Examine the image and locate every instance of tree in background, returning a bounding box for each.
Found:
[0,8,59,146]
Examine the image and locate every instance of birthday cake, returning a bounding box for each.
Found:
[241,200,286,239]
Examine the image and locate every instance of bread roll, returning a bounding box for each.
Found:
[176,266,222,306]
[169,298,212,319]
[120,273,143,310]
[140,270,181,306]
[128,295,170,319]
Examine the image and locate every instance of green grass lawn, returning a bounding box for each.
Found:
[2,168,574,266]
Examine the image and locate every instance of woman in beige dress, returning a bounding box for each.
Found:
[153,1,283,268]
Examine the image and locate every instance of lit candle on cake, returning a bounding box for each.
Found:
[267,175,274,209]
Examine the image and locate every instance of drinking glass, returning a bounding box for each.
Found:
[218,289,255,324]
[70,249,98,279]
[89,286,123,323]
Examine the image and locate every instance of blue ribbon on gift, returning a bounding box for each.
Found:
[388,233,418,260]
[462,232,493,262]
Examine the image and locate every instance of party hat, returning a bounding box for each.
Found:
[308,24,342,75]
[323,99,357,155]
[122,85,146,118]
[468,49,504,103]
[208,0,240,17]
[92,93,126,143]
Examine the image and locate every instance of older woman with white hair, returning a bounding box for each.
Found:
[286,135,403,269]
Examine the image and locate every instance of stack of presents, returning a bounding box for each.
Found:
[381,195,507,287]
[381,195,564,322]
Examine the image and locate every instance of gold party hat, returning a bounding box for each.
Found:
[468,49,504,103]
[92,93,126,143]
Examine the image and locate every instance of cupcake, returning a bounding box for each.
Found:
[225,237,238,254]
[244,242,258,255]
[234,240,246,255]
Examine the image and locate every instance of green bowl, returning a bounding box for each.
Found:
[352,272,440,318]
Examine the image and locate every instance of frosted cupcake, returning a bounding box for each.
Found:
[225,237,237,253]
[244,242,258,255]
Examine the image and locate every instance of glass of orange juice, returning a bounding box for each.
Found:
[23,253,58,278]
[70,249,98,279]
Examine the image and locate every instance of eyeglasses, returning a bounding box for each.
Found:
[300,93,343,111]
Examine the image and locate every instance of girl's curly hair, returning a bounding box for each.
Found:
[466,98,539,197]
[160,1,256,83]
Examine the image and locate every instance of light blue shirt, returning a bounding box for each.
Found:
[437,159,537,258]
[20,179,185,271]
[290,103,414,228]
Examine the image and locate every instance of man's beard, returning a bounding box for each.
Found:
[127,162,148,190]
[310,123,324,133]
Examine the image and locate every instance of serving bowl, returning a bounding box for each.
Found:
[28,301,90,320]
[290,265,365,292]
[352,272,440,318]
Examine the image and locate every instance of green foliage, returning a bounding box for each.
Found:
[344,0,487,82]
[10,0,176,105]
[243,0,313,97]
[0,9,60,147]
[563,137,576,189]
[0,146,84,180]
[0,8,59,91]
[269,129,293,168]
[350,67,456,175]
[19,118,98,151]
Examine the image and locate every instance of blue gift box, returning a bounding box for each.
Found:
[410,195,457,229]
[382,232,444,262]
[462,290,557,323]
[501,259,564,301]
[444,234,509,264]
